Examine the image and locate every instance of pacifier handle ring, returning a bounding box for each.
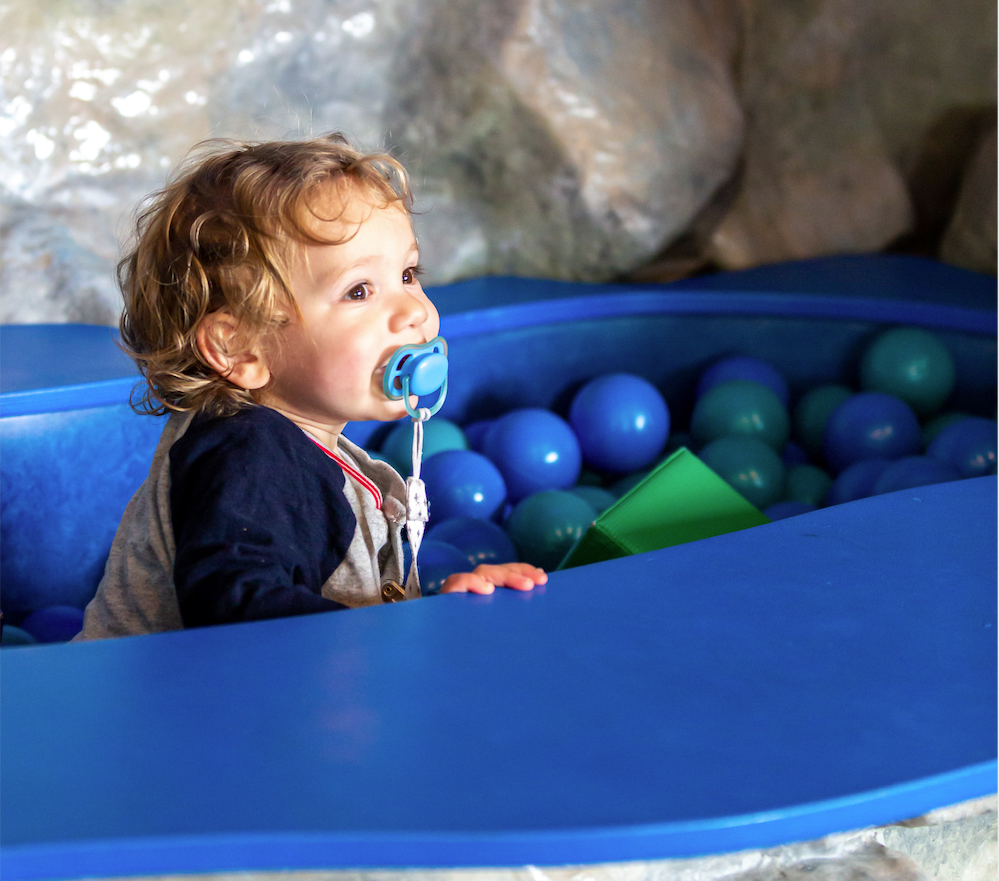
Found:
[401,374,448,421]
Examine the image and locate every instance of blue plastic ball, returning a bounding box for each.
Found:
[482,408,582,502]
[697,356,790,407]
[416,539,472,596]
[19,605,84,643]
[922,411,972,448]
[422,449,507,522]
[381,418,467,476]
[427,516,518,568]
[822,392,921,473]
[782,441,811,467]
[826,459,892,506]
[871,456,961,495]
[504,490,597,570]
[463,419,495,453]
[568,373,670,473]
[764,500,817,521]
[926,416,998,478]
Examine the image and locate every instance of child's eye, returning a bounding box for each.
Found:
[344,284,370,301]
[402,264,424,285]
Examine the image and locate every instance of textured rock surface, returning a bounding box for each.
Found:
[0,0,994,324]
[707,0,996,270]
[54,797,994,880]
[940,124,998,275]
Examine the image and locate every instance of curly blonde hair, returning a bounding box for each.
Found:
[118,132,413,416]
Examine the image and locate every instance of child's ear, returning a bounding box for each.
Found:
[196,311,271,391]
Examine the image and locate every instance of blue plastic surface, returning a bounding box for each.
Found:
[1,257,996,878]
[2,477,995,878]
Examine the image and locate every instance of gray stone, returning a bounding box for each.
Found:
[940,125,998,275]
[706,0,996,272]
[0,0,743,320]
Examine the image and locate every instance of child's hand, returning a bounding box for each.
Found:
[439,562,548,595]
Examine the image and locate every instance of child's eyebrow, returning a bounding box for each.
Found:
[314,240,420,287]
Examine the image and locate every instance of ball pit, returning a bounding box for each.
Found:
[1,258,995,879]
[382,320,993,577]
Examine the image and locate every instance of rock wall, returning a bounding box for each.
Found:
[0,0,994,324]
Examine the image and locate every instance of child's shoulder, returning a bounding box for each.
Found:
[171,405,327,475]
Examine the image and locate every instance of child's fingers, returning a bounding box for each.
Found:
[439,572,496,595]
[473,563,548,591]
[438,563,548,595]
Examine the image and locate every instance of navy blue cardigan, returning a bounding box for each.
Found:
[169,407,354,627]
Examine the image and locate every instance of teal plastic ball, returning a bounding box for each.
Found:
[609,470,650,498]
[698,436,786,510]
[504,490,597,570]
[793,384,852,463]
[691,380,790,451]
[1,625,37,647]
[859,327,956,418]
[784,464,832,507]
[381,418,467,476]
[569,485,618,515]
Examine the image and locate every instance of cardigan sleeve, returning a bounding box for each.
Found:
[169,407,355,628]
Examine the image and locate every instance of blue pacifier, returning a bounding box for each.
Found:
[382,336,449,419]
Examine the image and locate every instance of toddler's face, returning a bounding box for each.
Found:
[262,184,440,437]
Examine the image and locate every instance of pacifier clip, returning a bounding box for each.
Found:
[382,336,449,598]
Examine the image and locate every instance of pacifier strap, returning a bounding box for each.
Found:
[404,408,432,599]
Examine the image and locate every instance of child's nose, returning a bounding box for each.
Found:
[389,290,430,332]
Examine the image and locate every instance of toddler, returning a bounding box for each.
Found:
[78,133,546,640]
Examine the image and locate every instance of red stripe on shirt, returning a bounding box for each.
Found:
[309,438,383,510]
